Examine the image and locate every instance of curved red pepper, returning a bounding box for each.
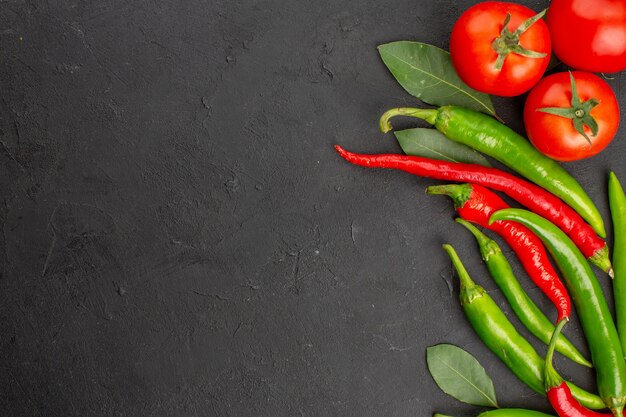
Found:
[334,145,611,275]
[545,321,613,417]
[548,383,610,417]
[428,183,571,322]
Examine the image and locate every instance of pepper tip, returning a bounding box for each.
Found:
[334,145,350,160]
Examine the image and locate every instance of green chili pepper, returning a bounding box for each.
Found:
[609,172,626,356]
[441,244,605,410]
[379,105,606,237]
[435,410,555,417]
[455,218,591,367]
[489,209,626,416]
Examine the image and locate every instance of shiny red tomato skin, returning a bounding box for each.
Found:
[546,0,626,73]
[524,71,619,161]
[450,2,551,96]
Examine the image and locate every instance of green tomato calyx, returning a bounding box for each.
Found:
[492,9,548,71]
[538,72,600,147]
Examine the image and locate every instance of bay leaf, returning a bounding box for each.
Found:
[378,41,496,116]
[395,128,492,167]
[427,344,498,407]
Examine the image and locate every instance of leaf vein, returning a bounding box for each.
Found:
[436,357,497,407]
[386,51,494,115]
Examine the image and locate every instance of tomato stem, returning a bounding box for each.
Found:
[492,9,548,71]
[537,72,600,147]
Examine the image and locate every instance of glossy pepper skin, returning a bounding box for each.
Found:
[334,146,611,274]
[378,105,606,238]
[548,384,609,417]
[430,183,570,323]
[456,218,590,367]
[491,209,626,416]
[544,321,610,417]
[548,384,610,417]
[441,244,604,410]
[609,172,626,356]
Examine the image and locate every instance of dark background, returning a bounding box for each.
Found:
[1,0,624,416]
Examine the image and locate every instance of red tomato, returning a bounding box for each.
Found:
[450,2,551,96]
[546,0,626,73]
[524,71,619,161]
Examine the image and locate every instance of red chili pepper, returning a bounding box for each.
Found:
[334,145,611,276]
[548,383,610,417]
[427,182,571,323]
[545,321,612,417]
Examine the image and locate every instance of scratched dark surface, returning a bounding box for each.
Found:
[1,0,625,416]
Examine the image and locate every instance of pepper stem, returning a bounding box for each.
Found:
[537,72,600,146]
[544,318,568,390]
[442,244,475,290]
[491,9,548,71]
[455,218,500,261]
[379,107,438,133]
[426,183,473,209]
[588,244,613,278]
[443,244,487,306]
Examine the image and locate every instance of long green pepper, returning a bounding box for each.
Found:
[379,105,606,237]
[609,172,626,356]
[455,218,591,368]
[490,209,626,416]
[441,244,605,410]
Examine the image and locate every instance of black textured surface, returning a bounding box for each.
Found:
[1,0,625,416]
